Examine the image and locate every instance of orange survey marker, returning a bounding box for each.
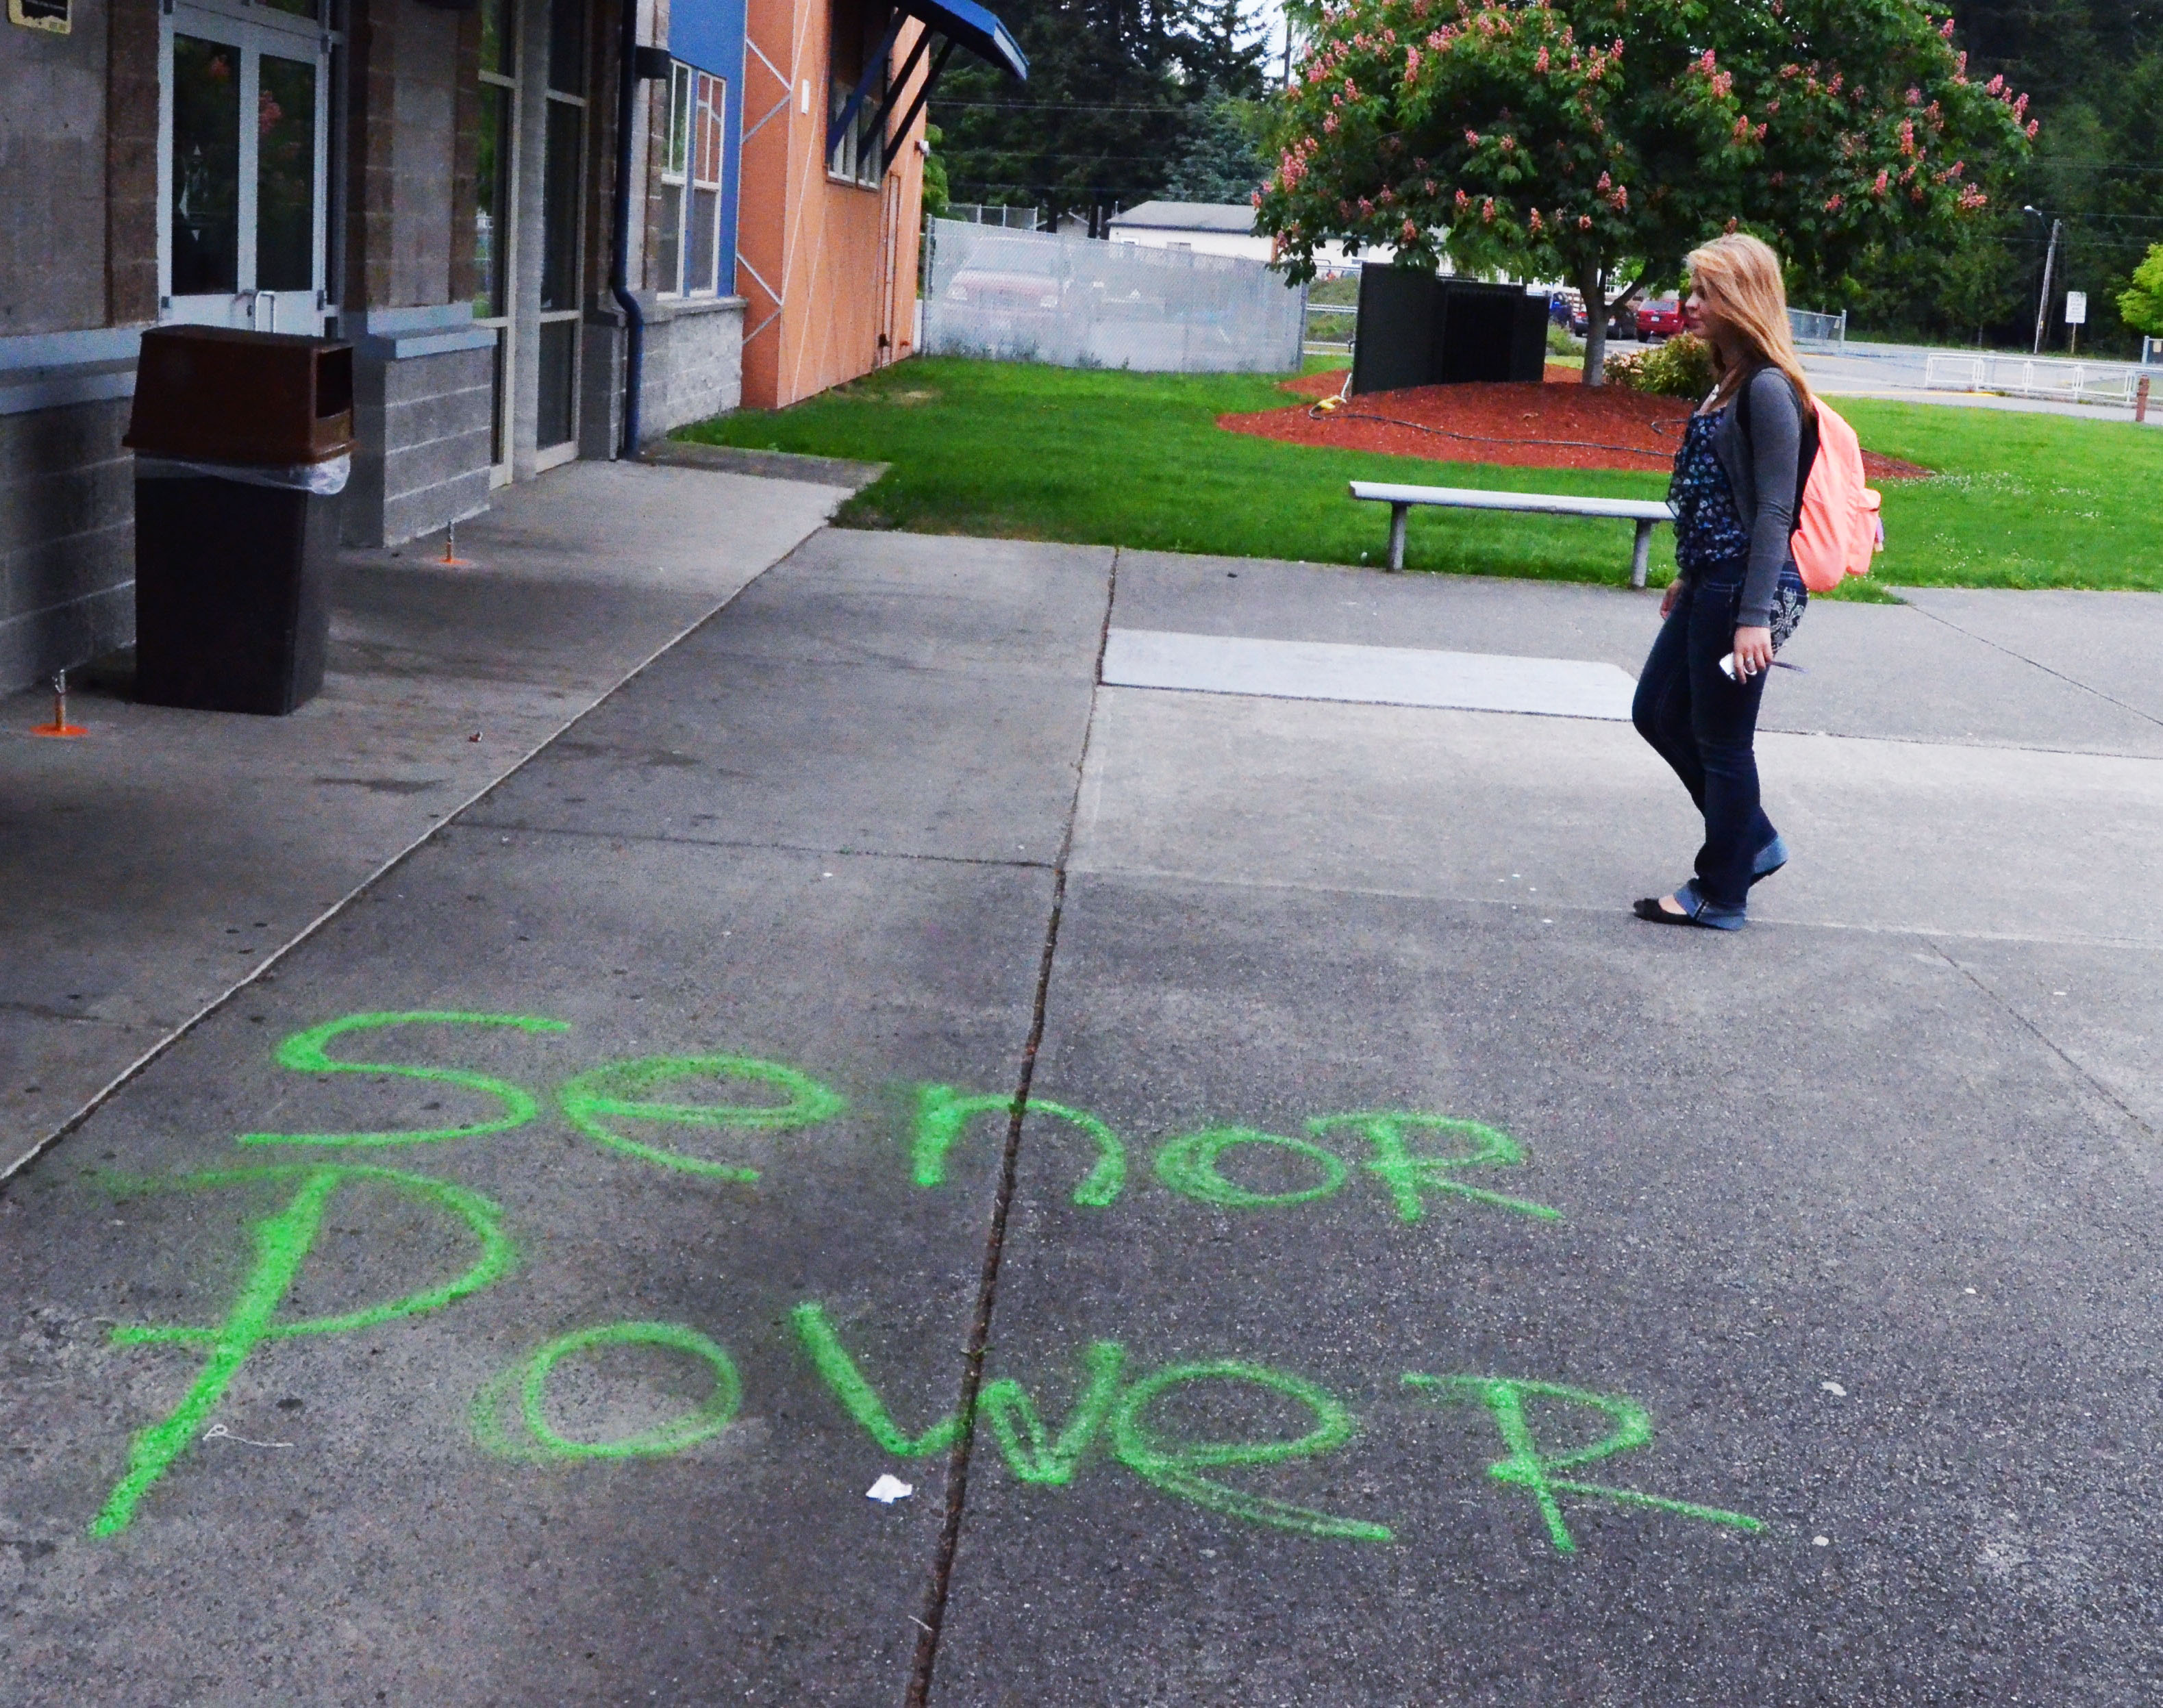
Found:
[438,520,476,568]
[32,669,87,738]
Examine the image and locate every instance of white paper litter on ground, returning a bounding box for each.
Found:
[1101,629,1639,722]
[865,1475,914,1504]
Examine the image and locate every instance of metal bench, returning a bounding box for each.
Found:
[1349,480,1676,586]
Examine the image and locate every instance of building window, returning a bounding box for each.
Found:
[655,61,726,295]
[827,0,886,187]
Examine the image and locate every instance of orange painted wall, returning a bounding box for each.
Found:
[737,0,929,410]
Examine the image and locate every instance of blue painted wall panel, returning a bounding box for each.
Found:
[664,0,747,297]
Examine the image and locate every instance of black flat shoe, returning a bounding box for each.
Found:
[1633,896,1706,925]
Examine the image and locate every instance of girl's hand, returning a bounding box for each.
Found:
[1660,579,1684,618]
[1731,625,1774,679]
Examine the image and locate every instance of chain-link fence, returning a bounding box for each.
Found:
[1786,307,1847,349]
[921,219,1306,373]
[942,203,1042,231]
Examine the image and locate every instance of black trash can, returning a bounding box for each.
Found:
[123,326,356,716]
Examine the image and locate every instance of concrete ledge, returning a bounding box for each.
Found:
[647,294,749,323]
[0,359,138,416]
[640,440,887,491]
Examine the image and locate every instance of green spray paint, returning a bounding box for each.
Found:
[790,1301,962,1457]
[1153,1128,1349,1209]
[1308,1112,1561,1225]
[92,1164,514,1536]
[240,1012,571,1147]
[977,1342,1126,1485]
[910,1083,1126,1207]
[1406,1374,1762,1554]
[473,1322,742,1461]
[558,1055,847,1181]
[1112,1362,1392,1542]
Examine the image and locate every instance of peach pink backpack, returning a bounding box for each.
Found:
[1790,401,1884,593]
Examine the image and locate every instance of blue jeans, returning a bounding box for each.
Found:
[1631,569,1799,914]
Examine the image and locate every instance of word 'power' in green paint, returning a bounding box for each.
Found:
[473,1321,742,1461]
[242,1012,571,1147]
[94,1164,513,1536]
[1112,1361,1393,1542]
[1406,1374,1763,1554]
[1309,1112,1562,1225]
[558,1055,847,1181]
[792,1304,1388,1540]
[910,1083,1126,1207]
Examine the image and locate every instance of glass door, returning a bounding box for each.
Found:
[535,0,587,466]
[476,0,519,484]
[160,0,332,334]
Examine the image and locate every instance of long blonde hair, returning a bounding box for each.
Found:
[1687,233,1816,423]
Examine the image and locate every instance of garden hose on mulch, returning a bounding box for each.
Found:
[1309,369,1686,461]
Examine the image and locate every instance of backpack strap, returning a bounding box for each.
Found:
[1735,367,1818,538]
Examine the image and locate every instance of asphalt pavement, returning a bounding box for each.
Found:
[3,527,2161,1705]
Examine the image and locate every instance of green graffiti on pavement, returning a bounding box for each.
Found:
[1153,1127,1349,1209]
[473,1321,742,1461]
[1309,1112,1561,1224]
[978,1341,1127,1485]
[558,1055,847,1181]
[790,1301,963,1457]
[1406,1374,1763,1554]
[240,1011,571,1147]
[1112,1361,1392,1542]
[910,1083,1127,1206]
[92,1164,513,1536]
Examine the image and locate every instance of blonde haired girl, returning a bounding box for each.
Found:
[1629,233,1821,930]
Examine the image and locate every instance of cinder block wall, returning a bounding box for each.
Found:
[642,299,746,437]
[0,398,134,688]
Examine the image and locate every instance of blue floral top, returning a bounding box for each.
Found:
[1668,408,1751,577]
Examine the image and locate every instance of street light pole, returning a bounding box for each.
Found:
[2027,210,2063,356]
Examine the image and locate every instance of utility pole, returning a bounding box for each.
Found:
[2031,216,2062,356]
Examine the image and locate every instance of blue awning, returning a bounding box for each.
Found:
[901,0,1025,79]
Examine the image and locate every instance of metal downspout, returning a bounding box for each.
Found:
[610,0,646,456]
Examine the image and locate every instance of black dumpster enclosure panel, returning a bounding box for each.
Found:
[1351,268,1549,394]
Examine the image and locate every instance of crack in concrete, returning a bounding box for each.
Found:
[452,820,1057,871]
[1929,943,2157,1141]
[1897,596,2163,736]
[904,547,1121,1708]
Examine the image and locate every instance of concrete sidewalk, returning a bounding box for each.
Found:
[3,536,2160,1705]
[0,460,852,1176]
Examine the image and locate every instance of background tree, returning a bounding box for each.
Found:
[2120,242,2163,340]
[929,0,1268,227]
[1258,0,2035,379]
[1162,88,1271,201]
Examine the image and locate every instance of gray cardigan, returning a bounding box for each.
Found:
[1701,366,1809,628]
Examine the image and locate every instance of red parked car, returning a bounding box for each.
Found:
[1636,297,1684,339]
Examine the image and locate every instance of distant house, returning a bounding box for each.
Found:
[1104,201,1427,277]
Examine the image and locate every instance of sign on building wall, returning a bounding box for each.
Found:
[7,0,71,32]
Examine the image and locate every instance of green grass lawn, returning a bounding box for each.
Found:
[677,356,2161,592]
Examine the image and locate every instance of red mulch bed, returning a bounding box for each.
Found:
[1225,369,1929,478]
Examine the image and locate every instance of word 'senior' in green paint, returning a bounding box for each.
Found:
[1408,1374,1763,1554]
[240,1014,1557,1224]
[558,1055,848,1181]
[240,1012,571,1147]
[791,1303,1389,1540]
[1308,1113,1563,1225]
[473,1321,742,1461]
[910,1083,1126,1207]
[1153,1127,1350,1209]
[92,1164,514,1536]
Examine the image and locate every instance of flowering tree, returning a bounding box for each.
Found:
[1259,0,2036,379]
